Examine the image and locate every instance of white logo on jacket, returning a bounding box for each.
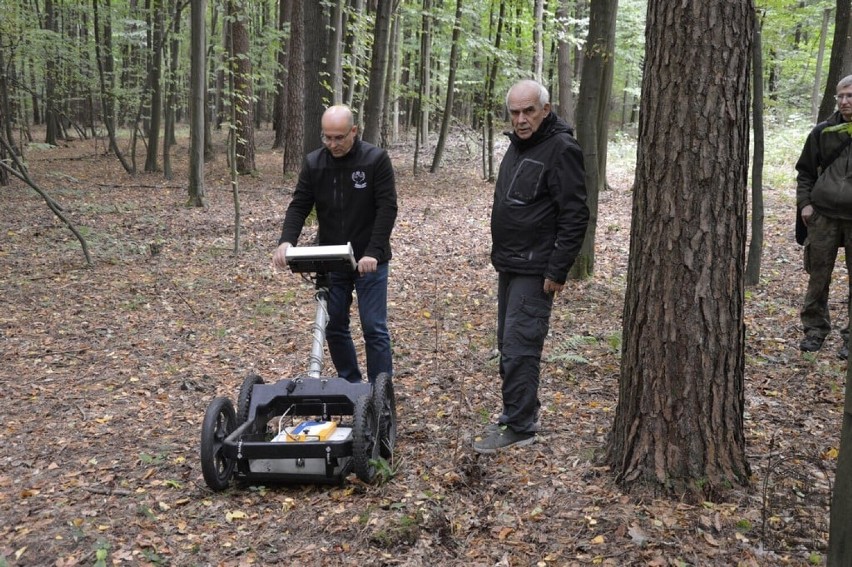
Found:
[352,171,367,189]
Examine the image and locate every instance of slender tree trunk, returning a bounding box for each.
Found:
[746,17,765,286]
[813,8,832,123]
[382,9,400,144]
[272,0,292,149]
[204,7,217,161]
[283,0,305,175]
[607,0,753,499]
[431,0,462,173]
[819,0,852,121]
[328,0,344,104]
[188,0,207,207]
[344,0,365,108]
[144,0,164,173]
[533,0,544,81]
[828,345,852,564]
[556,0,575,123]
[570,0,618,280]
[482,0,506,183]
[302,0,327,155]
[361,0,395,145]
[163,0,183,179]
[93,0,133,173]
[44,0,60,146]
[418,0,431,148]
[229,0,256,174]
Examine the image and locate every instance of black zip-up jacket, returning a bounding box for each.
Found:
[279,138,397,262]
[490,112,589,283]
[796,110,852,219]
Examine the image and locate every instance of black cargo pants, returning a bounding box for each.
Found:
[496,272,553,435]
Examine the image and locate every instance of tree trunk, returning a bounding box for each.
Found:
[283,0,305,175]
[431,0,463,173]
[828,345,852,564]
[205,7,218,161]
[272,0,291,149]
[188,0,207,207]
[745,17,765,286]
[482,0,506,183]
[556,0,575,123]
[413,0,432,173]
[418,0,432,148]
[328,0,344,104]
[607,0,753,499]
[819,0,852,122]
[344,0,365,108]
[569,0,617,280]
[230,0,256,175]
[812,8,832,123]
[532,0,544,81]
[163,0,183,179]
[144,0,164,173]
[44,0,60,146]
[302,0,327,155]
[382,10,401,144]
[92,0,133,173]
[361,0,394,146]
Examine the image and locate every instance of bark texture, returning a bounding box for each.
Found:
[608,0,753,498]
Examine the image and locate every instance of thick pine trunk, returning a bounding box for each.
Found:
[607,0,753,498]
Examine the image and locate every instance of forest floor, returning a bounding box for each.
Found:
[0,128,847,567]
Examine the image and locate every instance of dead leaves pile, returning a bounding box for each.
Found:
[0,131,844,566]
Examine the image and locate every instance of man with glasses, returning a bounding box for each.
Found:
[796,75,852,360]
[273,105,397,383]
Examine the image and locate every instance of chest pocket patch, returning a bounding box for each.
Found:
[507,158,545,203]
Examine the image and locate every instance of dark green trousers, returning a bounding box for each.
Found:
[801,212,852,343]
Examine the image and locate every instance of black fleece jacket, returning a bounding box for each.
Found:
[279,138,397,263]
[490,112,589,283]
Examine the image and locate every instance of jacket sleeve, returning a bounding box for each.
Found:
[364,150,398,261]
[545,140,589,284]
[796,125,822,209]
[279,157,316,245]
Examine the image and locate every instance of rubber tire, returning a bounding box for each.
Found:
[236,373,264,426]
[352,394,380,483]
[372,372,397,459]
[200,396,237,491]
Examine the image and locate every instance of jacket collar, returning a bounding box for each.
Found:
[506,112,558,150]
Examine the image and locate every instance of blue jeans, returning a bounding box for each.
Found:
[326,262,392,383]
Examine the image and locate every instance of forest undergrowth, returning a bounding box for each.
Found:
[0,128,846,566]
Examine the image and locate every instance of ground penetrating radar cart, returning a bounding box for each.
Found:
[199,244,397,489]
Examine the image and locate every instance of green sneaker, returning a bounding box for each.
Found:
[473,425,535,454]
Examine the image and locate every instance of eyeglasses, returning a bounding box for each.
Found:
[835,94,852,101]
[320,131,351,144]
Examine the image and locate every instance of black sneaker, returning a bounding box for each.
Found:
[800,335,825,352]
[473,425,535,454]
[839,343,848,360]
[484,417,541,435]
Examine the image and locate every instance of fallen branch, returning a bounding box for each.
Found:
[0,133,92,266]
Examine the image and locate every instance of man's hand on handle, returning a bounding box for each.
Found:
[272,242,291,271]
[358,256,378,275]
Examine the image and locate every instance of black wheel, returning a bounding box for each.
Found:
[372,372,397,459]
[200,397,237,491]
[352,393,380,483]
[236,373,264,426]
